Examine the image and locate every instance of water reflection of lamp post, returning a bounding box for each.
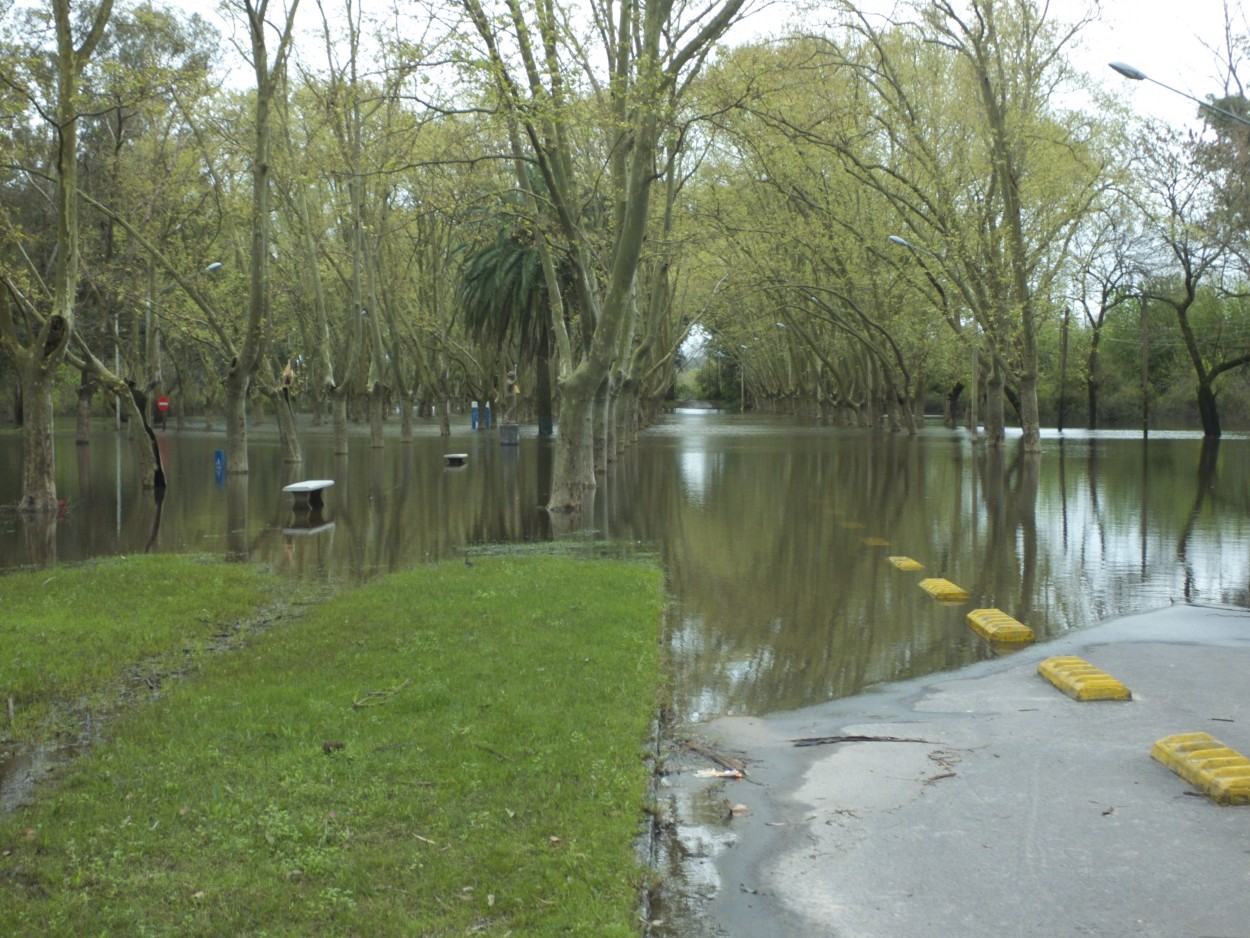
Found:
[888,235,979,437]
[1108,62,1250,128]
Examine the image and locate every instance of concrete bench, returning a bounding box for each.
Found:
[283,479,335,509]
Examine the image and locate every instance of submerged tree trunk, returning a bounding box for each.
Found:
[1018,370,1041,454]
[1086,329,1101,431]
[224,373,249,473]
[18,360,59,512]
[536,327,554,436]
[616,379,640,449]
[983,358,1007,448]
[548,384,597,512]
[944,381,964,429]
[1196,383,1221,439]
[369,388,385,448]
[332,392,350,454]
[593,377,611,475]
[264,386,304,463]
[126,382,165,489]
[76,373,94,444]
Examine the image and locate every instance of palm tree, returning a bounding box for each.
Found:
[459,224,561,434]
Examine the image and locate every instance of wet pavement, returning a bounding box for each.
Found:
[691,603,1250,937]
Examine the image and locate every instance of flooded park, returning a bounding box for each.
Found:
[4,413,1248,719]
[3,411,1250,931]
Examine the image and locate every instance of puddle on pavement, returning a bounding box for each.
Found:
[645,733,747,938]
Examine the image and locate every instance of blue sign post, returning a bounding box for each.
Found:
[214,449,225,484]
[471,400,479,429]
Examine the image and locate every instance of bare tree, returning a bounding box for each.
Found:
[0,0,114,512]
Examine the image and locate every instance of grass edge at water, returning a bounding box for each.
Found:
[1,553,664,936]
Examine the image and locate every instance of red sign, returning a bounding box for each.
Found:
[156,396,170,413]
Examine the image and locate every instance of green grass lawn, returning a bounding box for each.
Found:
[0,554,663,936]
[1,554,291,741]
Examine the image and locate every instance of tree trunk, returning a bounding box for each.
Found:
[224,372,249,473]
[1057,307,1069,433]
[271,387,304,463]
[369,388,385,448]
[76,374,94,444]
[593,377,611,475]
[332,392,349,454]
[1196,382,1221,439]
[944,381,963,429]
[17,359,59,512]
[125,382,165,489]
[1018,369,1042,454]
[536,326,554,436]
[983,358,1007,448]
[398,397,413,442]
[547,383,596,512]
[616,378,641,448]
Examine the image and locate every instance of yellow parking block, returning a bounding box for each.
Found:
[966,608,1034,643]
[860,537,890,547]
[888,556,925,571]
[1151,732,1250,805]
[919,578,970,602]
[1037,656,1131,701]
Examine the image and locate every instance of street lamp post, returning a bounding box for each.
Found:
[1108,62,1250,129]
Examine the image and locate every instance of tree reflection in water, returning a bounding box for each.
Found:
[1,417,1247,716]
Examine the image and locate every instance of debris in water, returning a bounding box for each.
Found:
[695,768,744,779]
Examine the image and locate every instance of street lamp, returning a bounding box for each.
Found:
[159,260,225,294]
[888,234,941,258]
[1108,61,1250,129]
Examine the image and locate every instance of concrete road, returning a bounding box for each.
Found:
[701,603,1250,938]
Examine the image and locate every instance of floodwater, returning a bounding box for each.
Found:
[3,412,1250,930]
[3,413,1249,718]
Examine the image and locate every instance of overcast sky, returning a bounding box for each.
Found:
[729,0,1246,130]
[1064,0,1246,128]
[152,0,1244,131]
